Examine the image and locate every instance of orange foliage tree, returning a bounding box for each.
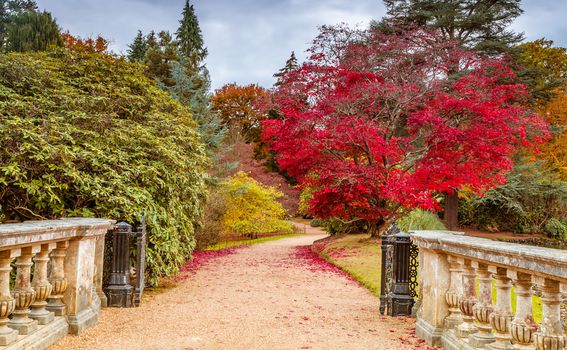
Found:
[518,39,567,179]
[538,93,567,179]
[61,32,109,53]
[211,83,271,142]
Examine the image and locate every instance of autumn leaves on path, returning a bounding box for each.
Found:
[51,225,425,350]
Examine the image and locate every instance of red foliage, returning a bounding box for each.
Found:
[262,26,549,223]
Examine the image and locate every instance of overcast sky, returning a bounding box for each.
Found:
[36,0,567,90]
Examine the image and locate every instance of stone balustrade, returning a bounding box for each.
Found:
[412,230,566,350]
[0,218,114,349]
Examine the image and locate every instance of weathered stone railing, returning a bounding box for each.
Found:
[0,218,114,349]
[412,230,566,350]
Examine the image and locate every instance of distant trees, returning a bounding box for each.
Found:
[211,83,271,142]
[3,7,62,52]
[126,0,225,156]
[380,0,523,54]
[274,51,298,86]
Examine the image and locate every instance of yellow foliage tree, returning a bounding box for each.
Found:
[221,172,294,237]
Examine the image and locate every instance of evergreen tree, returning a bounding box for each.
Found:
[143,30,179,87]
[0,0,37,49]
[274,51,298,86]
[165,59,226,156]
[127,30,148,62]
[5,10,62,52]
[380,0,524,54]
[175,0,207,63]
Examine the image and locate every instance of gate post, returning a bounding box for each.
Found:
[388,231,415,316]
[104,222,133,307]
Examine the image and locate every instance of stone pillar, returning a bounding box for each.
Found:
[470,262,495,347]
[533,279,566,350]
[30,243,56,325]
[8,246,39,335]
[94,235,107,308]
[63,236,99,334]
[415,248,450,347]
[47,241,69,316]
[510,272,538,350]
[457,259,478,338]
[0,250,18,346]
[445,255,463,329]
[488,267,514,350]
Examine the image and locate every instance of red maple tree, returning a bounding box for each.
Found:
[262,26,549,234]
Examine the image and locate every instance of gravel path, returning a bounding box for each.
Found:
[50,224,419,350]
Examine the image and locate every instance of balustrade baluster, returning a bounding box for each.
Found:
[533,279,566,350]
[510,272,538,350]
[8,246,39,335]
[46,241,69,316]
[488,267,514,350]
[0,250,18,345]
[30,243,55,325]
[471,262,496,347]
[458,259,478,338]
[445,255,463,329]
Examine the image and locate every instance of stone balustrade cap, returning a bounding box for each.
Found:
[411,230,567,283]
[0,218,115,250]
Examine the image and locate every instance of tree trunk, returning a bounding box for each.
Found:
[445,191,459,230]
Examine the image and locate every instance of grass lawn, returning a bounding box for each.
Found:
[313,233,381,297]
[313,233,543,322]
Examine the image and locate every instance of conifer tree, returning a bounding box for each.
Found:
[274,51,299,86]
[5,10,62,52]
[127,30,148,63]
[0,0,37,50]
[175,0,207,63]
[380,0,524,54]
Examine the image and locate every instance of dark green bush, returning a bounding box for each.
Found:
[397,210,446,232]
[0,50,208,286]
[194,189,226,250]
[458,161,566,234]
[544,218,567,240]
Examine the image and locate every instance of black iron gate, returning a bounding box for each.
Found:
[379,222,419,316]
[103,216,147,307]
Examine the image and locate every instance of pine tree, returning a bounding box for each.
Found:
[274,51,299,86]
[165,59,226,156]
[127,30,148,62]
[5,10,62,52]
[143,30,179,87]
[175,0,207,63]
[380,0,524,54]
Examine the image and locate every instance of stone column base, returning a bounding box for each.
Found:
[416,317,445,347]
[7,316,68,350]
[67,293,101,335]
[8,318,38,336]
[0,327,17,346]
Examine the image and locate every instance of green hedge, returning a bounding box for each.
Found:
[0,50,209,286]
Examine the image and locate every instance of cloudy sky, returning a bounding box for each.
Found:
[36,0,567,90]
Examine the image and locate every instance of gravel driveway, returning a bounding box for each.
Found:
[50,225,420,350]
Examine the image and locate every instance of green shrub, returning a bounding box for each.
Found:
[544,218,567,240]
[0,50,208,286]
[310,218,322,227]
[397,210,447,232]
[458,160,567,234]
[194,189,226,250]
